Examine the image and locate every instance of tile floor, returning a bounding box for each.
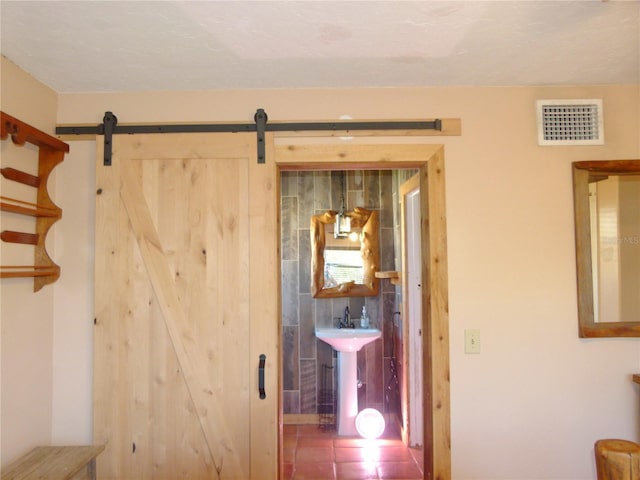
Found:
[283,424,424,480]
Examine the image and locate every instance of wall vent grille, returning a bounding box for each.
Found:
[537,99,604,146]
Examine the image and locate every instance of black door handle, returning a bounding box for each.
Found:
[258,354,266,399]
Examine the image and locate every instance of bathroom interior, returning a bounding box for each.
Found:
[280,167,426,477]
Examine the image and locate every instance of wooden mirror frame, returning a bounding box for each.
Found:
[310,207,380,298]
[573,159,640,337]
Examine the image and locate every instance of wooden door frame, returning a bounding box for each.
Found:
[274,142,451,480]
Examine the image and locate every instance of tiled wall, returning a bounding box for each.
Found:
[281,169,416,417]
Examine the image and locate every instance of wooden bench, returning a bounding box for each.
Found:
[1,445,105,480]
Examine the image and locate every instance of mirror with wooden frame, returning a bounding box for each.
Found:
[310,207,379,298]
[573,160,640,337]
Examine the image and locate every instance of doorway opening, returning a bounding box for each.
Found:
[275,142,451,480]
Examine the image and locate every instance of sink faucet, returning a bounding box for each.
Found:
[339,306,354,329]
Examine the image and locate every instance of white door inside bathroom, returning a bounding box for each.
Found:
[402,176,424,448]
[93,133,277,479]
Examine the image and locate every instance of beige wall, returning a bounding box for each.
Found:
[2,53,639,478]
[0,56,58,465]
[56,85,640,479]
[49,130,95,447]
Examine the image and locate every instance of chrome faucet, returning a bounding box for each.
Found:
[339,306,354,329]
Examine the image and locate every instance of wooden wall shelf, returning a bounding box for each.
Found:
[375,270,402,285]
[1,111,68,291]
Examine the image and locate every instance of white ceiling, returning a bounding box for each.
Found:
[1,1,639,93]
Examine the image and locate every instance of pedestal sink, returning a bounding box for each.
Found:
[316,328,381,435]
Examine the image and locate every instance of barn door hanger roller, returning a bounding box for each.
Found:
[55,109,443,166]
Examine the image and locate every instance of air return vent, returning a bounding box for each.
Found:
[536,99,604,146]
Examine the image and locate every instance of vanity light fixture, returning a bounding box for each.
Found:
[335,211,351,238]
[335,171,351,238]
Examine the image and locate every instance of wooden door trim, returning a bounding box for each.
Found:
[275,143,451,480]
[249,132,280,479]
[421,148,451,480]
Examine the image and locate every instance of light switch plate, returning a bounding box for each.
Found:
[465,329,481,354]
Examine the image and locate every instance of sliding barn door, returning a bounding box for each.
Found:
[94,133,277,479]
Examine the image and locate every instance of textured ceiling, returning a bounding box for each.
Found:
[1,1,639,93]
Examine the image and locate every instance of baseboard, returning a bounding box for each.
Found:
[284,414,319,425]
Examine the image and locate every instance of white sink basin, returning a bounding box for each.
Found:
[315,327,382,435]
[316,328,381,352]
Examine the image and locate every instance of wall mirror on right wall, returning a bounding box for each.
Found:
[573,159,640,337]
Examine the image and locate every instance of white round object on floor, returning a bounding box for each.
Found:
[355,408,385,439]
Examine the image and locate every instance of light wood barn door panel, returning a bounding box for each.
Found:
[94,134,278,479]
